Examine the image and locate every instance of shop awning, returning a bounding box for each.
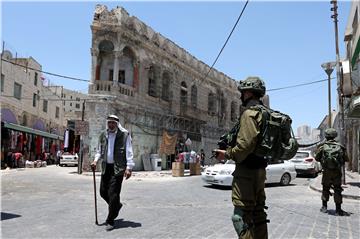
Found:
[2,122,64,140]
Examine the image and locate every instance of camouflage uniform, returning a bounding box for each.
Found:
[226,99,268,239]
[225,77,268,239]
[315,128,349,216]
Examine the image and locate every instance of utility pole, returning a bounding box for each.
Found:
[330,0,346,184]
[321,62,335,127]
[331,0,344,140]
[78,100,86,174]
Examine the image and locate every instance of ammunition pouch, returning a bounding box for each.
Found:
[242,154,268,169]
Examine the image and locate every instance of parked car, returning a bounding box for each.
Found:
[289,150,321,177]
[201,160,297,186]
[59,152,78,167]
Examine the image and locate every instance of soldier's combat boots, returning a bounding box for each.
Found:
[320,201,327,213]
[335,203,348,216]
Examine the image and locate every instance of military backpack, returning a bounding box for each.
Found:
[219,104,298,160]
[322,142,344,169]
[251,105,298,160]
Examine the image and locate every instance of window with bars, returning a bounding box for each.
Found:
[34,72,38,86]
[161,72,170,101]
[14,82,22,100]
[148,67,157,97]
[191,85,197,108]
[55,106,59,118]
[208,92,216,115]
[33,93,37,107]
[1,74,4,92]
[43,100,48,112]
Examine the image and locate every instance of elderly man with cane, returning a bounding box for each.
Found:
[91,114,135,231]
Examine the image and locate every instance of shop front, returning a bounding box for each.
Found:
[1,122,64,169]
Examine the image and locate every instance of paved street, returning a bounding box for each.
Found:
[1,166,359,239]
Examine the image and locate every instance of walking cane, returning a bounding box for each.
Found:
[91,165,99,225]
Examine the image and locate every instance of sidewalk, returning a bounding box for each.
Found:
[81,169,174,178]
[309,170,360,200]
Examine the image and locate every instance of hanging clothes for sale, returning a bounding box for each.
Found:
[11,131,17,149]
[36,136,42,155]
[64,129,69,149]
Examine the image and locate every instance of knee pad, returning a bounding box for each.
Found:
[232,208,250,237]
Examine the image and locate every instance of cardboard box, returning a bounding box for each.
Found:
[189,163,201,175]
[172,162,184,177]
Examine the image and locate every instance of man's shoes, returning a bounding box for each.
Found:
[335,209,349,216]
[320,206,327,213]
[105,223,114,231]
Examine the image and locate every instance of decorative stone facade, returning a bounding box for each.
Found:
[86,5,242,170]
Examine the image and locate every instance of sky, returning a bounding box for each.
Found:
[1,0,352,133]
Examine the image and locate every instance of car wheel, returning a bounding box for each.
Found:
[280,173,291,186]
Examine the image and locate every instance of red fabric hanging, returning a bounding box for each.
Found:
[36,136,42,155]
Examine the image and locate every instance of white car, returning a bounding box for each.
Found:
[59,153,78,167]
[201,160,297,186]
[289,150,321,177]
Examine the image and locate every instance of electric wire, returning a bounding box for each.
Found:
[198,0,249,86]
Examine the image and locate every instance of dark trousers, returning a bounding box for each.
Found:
[322,169,343,204]
[100,164,124,225]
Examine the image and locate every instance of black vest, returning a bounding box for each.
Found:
[99,130,128,176]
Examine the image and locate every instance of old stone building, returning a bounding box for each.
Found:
[86,5,243,170]
[1,50,64,163]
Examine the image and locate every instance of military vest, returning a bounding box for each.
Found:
[99,130,128,176]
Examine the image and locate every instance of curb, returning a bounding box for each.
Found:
[309,181,360,200]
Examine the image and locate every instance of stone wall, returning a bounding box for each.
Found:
[86,5,242,170]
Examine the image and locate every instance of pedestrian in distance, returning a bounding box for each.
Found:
[315,128,349,216]
[91,114,135,231]
[200,149,205,167]
[56,149,62,166]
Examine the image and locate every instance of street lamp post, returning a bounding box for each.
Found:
[321,61,336,127]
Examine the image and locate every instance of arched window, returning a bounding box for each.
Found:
[98,40,114,81]
[219,93,227,120]
[148,66,157,97]
[161,72,171,101]
[180,81,187,106]
[118,46,135,86]
[230,101,237,122]
[22,114,28,126]
[191,85,197,108]
[208,92,216,115]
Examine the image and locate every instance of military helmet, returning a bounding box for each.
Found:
[238,76,266,97]
[325,128,337,139]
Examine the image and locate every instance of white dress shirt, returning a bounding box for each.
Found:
[94,128,135,170]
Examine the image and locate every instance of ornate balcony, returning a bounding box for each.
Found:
[89,80,134,97]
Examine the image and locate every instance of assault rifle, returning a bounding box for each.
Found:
[209,121,241,163]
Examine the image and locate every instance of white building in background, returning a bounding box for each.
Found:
[311,128,320,141]
[297,125,311,140]
[48,86,87,121]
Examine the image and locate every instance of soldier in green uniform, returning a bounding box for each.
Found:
[315,128,349,216]
[214,77,269,239]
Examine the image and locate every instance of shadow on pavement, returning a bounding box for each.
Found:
[326,209,352,217]
[347,182,360,188]
[114,218,142,229]
[203,185,231,190]
[1,212,21,221]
